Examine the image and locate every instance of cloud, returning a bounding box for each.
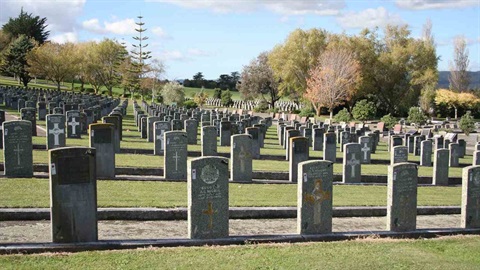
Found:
[82,18,138,35]
[50,32,78,44]
[0,0,86,33]
[337,7,405,29]
[159,50,187,61]
[82,19,104,34]
[149,0,345,15]
[395,0,478,10]
[187,48,211,57]
[151,27,170,39]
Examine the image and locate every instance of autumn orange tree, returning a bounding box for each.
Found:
[305,48,361,119]
[435,89,479,119]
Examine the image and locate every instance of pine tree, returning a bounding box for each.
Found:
[129,15,152,99]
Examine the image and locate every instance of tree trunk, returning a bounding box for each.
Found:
[330,110,333,120]
[56,81,61,91]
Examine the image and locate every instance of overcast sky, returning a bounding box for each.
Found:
[0,0,479,80]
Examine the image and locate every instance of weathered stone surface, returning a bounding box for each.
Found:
[154,121,171,156]
[312,128,324,151]
[230,134,252,182]
[147,117,161,142]
[474,151,480,166]
[246,127,261,159]
[390,136,403,152]
[201,126,217,156]
[102,116,120,153]
[285,129,300,161]
[433,148,450,186]
[340,131,350,152]
[49,147,97,243]
[358,136,372,164]
[185,119,198,145]
[46,114,66,150]
[188,156,229,239]
[391,146,408,165]
[164,131,188,180]
[387,162,418,232]
[449,143,460,167]
[2,120,33,177]
[66,110,82,139]
[20,107,37,136]
[297,160,333,235]
[420,140,432,166]
[461,165,480,228]
[289,136,309,183]
[323,132,336,163]
[220,121,231,146]
[89,123,115,179]
[343,143,361,183]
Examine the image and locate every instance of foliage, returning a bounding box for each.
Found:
[0,35,35,87]
[459,111,476,136]
[352,99,377,123]
[221,89,233,107]
[305,47,361,118]
[238,51,280,109]
[435,89,480,119]
[129,16,152,98]
[193,88,209,107]
[253,100,269,113]
[2,8,49,44]
[298,105,315,118]
[449,36,470,92]
[380,114,397,130]
[269,28,328,101]
[26,42,79,91]
[183,99,198,109]
[419,84,436,116]
[333,108,352,123]
[143,58,164,101]
[213,88,222,99]
[217,72,239,90]
[407,107,428,126]
[161,81,185,106]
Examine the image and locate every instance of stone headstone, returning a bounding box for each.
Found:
[289,136,309,183]
[153,121,171,156]
[458,139,466,158]
[172,119,183,131]
[49,147,97,243]
[474,151,480,166]
[140,116,147,139]
[434,136,444,151]
[20,107,37,136]
[358,136,372,164]
[66,110,81,139]
[285,129,300,160]
[433,148,450,186]
[38,101,47,120]
[387,162,418,232]
[390,135,403,152]
[343,143,361,183]
[461,165,480,228]
[420,140,432,166]
[102,116,120,153]
[46,114,66,150]
[340,131,350,152]
[147,117,161,142]
[164,131,188,180]
[312,128,324,151]
[0,110,5,127]
[2,120,33,177]
[391,146,408,165]
[303,128,312,147]
[188,156,229,239]
[201,126,217,156]
[323,132,336,163]
[230,134,252,182]
[185,119,198,145]
[297,160,333,234]
[449,143,460,167]
[89,123,115,179]
[246,127,260,159]
[220,121,231,146]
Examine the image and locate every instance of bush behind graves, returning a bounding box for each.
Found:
[162,82,185,106]
[221,90,233,106]
[254,100,269,113]
[407,107,428,126]
[352,99,377,123]
[213,88,222,99]
[380,113,397,129]
[459,110,475,135]
[334,108,352,122]
[184,99,198,109]
[299,104,315,117]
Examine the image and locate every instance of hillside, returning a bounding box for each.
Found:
[438,71,480,89]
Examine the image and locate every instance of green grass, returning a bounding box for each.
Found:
[1,236,480,269]
[0,179,461,208]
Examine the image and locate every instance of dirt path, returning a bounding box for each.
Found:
[0,215,461,243]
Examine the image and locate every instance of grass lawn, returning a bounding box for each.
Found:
[0,178,461,208]
[1,236,480,269]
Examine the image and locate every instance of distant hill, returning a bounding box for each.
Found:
[438,71,480,89]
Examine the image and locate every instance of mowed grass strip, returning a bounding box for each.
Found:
[1,236,480,269]
[0,179,461,208]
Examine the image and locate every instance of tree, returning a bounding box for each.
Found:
[435,89,479,119]
[2,8,49,44]
[459,111,475,135]
[268,28,328,100]
[162,81,185,105]
[380,113,397,130]
[27,42,78,91]
[193,72,205,88]
[129,16,152,99]
[144,58,165,102]
[0,35,35,86]
[333,108,352,123]
[418,19,439,116]
[352,99,377,123]
[304,47,361,119]
[407,107,427,126]
[194,87,209,107]
[74,41,94,92]
[449,35,470,92]
[230,71,240,90]
[238,52,281,109]
[217,74,232,90]
[221,90,233,107]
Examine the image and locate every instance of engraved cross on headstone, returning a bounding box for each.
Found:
[173,151,180,171]
[156,130,165,150]
[304,179,331,225]
[202,201,217,229]
[49,123,64,146]
[238,145,247,172]
[346,153,360,177]
[361,142,370,160]
[68,117,80,135]
[13,143,23,166]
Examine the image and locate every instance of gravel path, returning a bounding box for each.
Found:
[0,215,461,243]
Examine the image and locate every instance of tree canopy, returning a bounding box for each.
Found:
[2,8,49,44]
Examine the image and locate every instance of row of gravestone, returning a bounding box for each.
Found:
[46,146,480,243]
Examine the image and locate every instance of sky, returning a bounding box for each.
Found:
[0,0,479,80]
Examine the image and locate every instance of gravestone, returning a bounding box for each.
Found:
[312,128,324,151]
[230,134,252,182]
[433,148,450,186]
[0,110,5,126]
[185,119,198,145]
[420,140,432,166]
[434,136,444,151]
[297,160,333,234]
[278,124,286,146]
[89,123,115,179]
[164,131,188,180]
[358,136,372,164]
[38,102,47,120]
[102,116,120,153]
[201,126,217,156]
[140,116,148,139]
[323,132,336,163]
[449,143,460,167]
[474,151,480,166]
[413,135,424,156]
[66,110,81,139]
[2,120,33,177]
[407,135,415,153]
[147,117,161,142]
[220,121,231,146]
[285,129,300,160]
[246,127,260,159]
[458,139,466,158]
[50,147,97,243]
[303,128,312,147]
[172,119,183,131]
[289,136,309,183]
[461,165,480,228]
[387,162,418,232]
[188,156,229,239]
[153,121,171,156]
[343,143,361,183]
[340,131,350,152]
[390,136,403,152]
[391,146,408,165]
[46,114,66,150]
[20,107,37,136]
[282,126,294,148]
